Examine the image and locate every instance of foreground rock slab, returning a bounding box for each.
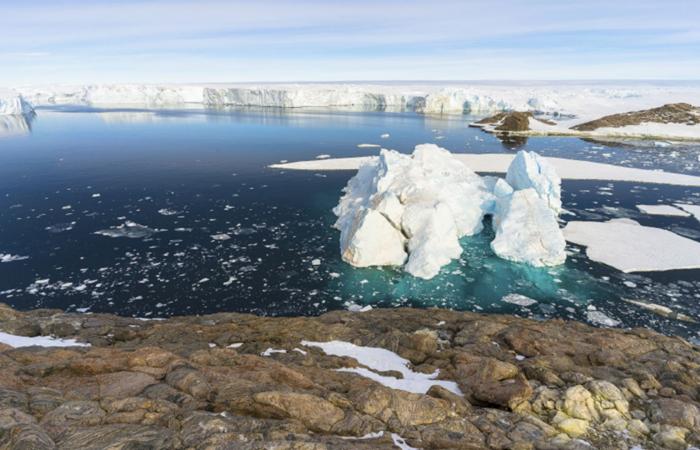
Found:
[1,303,699,449]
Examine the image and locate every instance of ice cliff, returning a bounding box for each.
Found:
[0,89,34,116]
[334,146,565,278]
[16,82,700,121]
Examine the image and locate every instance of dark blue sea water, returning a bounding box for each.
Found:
[1,106,699,341]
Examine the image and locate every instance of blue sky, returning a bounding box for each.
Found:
[2,0,700,85]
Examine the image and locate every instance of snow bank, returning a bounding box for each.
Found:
[0,331,89,348]
[333,146,566,278]
[302,340,462,395]
[270,153,700,187]
[563,218,700,272]
[0,88,34,116]
[333,144,491,279]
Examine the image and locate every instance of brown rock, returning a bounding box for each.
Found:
[252,391,345,432]
[97,371,157,399]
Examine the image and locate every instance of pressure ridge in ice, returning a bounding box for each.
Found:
[333,145,565,279]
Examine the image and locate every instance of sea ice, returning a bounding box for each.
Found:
[94,221,163,239]
[302,340,461,395]
[675,203,700,222]
[501,293,538,306]
[563,218,700,272]
[0,253,29,263]
[270,153,700,187]
[636,204,690,217]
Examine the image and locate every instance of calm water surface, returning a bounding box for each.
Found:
[1,106,699,341]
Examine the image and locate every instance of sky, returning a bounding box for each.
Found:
[2,0,700,85]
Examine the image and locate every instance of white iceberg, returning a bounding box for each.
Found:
[333,145,568,278]
[491,188,566,266]
[506,150,562,213]
[0,88,34,116]
[333,144,492,279]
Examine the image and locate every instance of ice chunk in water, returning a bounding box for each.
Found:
[95,221,163,239]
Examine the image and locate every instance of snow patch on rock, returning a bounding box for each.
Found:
[302,340,462,395]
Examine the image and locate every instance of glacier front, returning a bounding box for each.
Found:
[333,145,566,279]
[0,88,34,116]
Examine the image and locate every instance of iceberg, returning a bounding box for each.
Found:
[333,145,566,279]
[333,144,492,279]
[490,188,566,266]
[506,150,562,213]
[0,88,34,116]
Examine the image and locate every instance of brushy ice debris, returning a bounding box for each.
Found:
[506,150,562,214]
[94,221,163,239]
[501,293,538,306]
[491,189,566,266]
[0,253,29,263]
[586,310,621,327]
[333,144,492,279]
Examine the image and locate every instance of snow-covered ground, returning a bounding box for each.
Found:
[13,81,700,121]
[302,339,462,395]
[0,331,89,348]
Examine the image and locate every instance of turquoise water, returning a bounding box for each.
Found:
[0,106,699,341]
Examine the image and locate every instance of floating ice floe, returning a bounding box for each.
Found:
[269,153,700,187]
[586,310,621,327]
[501,293,538,307]
[636,204,690,217]
[302,340,462,395]
[0,331,89,348]
[357,143,381,148]
[675,203,700,222]
[211,233,231,241]
[157,208,180,216]
[94,221,164,239]
[316,154,331,159]
[0,253,29,263]
[563,218,700,272]
[333,145,565,278]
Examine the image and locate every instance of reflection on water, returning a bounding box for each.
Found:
[0,107,699,341]
[497,133,529,150]
[0,113,34,138]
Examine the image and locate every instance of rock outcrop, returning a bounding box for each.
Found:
[572,103,700,131]
[1,303,699,449]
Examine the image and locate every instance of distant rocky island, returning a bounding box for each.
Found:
[473,103,700,142]
[1,303,698,449]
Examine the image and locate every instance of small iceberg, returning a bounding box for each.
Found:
[95,221,163,239]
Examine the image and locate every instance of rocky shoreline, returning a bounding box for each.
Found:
[1,304,699,449]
